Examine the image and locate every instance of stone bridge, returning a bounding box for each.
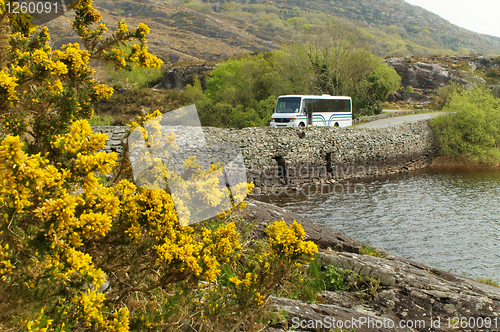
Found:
[92,121,435,194]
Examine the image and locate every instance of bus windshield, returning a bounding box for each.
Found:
[276,97,301,113]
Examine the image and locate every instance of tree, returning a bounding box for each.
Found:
[199,53,276,128]
[353,59,401,115]
[283,24,400,115]
[205,53,271,106]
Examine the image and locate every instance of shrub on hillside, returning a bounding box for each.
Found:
[431,87,500,163]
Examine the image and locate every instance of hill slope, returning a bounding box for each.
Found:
[43,0,500,64]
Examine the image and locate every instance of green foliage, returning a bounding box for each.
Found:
[88,114,113,126]
[279,258,325,302]
[432,82,463,110]
[353,60,401,115]
[323,265,382,299]
[477,278,499,286]
[228,96,276,128]
[205,54,272,106]
[359,244,386,258]
[183,75,205,104]
[324,265,351,291]
[198,54,278,128]
[106,62,164,89]
[431,87,500,164]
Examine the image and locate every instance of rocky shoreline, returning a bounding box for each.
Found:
[243,199,500,332]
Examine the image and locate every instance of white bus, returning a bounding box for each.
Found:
[270,95,352,128]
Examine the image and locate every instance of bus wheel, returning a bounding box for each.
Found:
[298,122,305,127]
[334,122,339,127]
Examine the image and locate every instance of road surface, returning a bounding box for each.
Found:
[356,112,445,129]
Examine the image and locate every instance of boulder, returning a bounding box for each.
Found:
[154,64,215,91]
[385,58,451,91]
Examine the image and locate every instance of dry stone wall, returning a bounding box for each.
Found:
[92,121,435,195]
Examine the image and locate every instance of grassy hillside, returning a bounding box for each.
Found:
[42,0,500,66]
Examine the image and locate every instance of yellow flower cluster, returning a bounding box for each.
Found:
[73,0,102,23]
[0,243,14,276]
[66,247,106,287]
[115,20,129,34]
[228,272,267,308]
[0,70,19,104]
[155,229,204,276]
[48,79,64,95]
[266,220,318,259]
[53,119,109,155]
[0,122,135,330]
[212,222,241,262]
[154,221,242,283]
[136,23,150,38]
[53,43,92,76]
[0,135,63,213]
[94,83,114,99]
[230,272,258,288]
[104,48,127,68]
[75,289,129,330]
[25,308,54,332]
[129,44,163,69]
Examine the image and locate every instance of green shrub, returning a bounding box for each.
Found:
[280,258,325,302]
[323,265,381,298]
[477,278,499,286]
[88,114,113,126]
[433,82,463,110]
[359,244,386,258]
[431,87,500,164]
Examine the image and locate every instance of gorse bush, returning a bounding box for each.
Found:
[0,118,317,331]
[0,0,162,154]
[0,1,319,331]
[431,87,500,164]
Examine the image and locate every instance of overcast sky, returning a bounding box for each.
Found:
[404,0,500,38]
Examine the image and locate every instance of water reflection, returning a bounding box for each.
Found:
[258,169,500,281]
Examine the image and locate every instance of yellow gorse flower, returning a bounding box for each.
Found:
[0,70,19,103]
[94,83,114,99]
[267,220,318,258]
[115,20,128,34]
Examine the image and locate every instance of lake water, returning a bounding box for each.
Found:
[258,169,500,281]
